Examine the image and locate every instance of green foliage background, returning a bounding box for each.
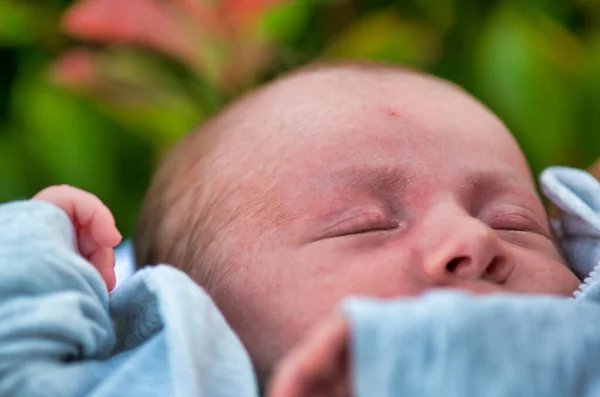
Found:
[1,0,599,236]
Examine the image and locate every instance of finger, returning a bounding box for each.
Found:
[293,314,350,382]
[78,226,101,258]
[78,229,117,291]
[269,314,350,397]
[89,247,116,291]
[268,351,306,397]
[269,316,348,397]
[33,185,122,247]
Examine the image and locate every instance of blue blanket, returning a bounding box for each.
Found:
[345,292,600,397]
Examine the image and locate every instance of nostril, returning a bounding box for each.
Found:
[485,256,502,275]
[446,256,469,272]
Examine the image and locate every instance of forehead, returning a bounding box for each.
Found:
[221,68,530,177]
[208,67,535,227]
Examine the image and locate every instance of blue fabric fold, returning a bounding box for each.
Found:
[0,201,259,397]
[343,292,600,397]
[541,166,600,279]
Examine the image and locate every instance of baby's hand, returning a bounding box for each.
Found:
[268,313,351,397]
[32,185,122,291]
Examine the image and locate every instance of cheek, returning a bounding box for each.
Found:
[507,246,580,296]
[278,241,427,304]
[219,240,428,375]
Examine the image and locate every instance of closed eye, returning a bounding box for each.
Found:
[319,211,398,239]
[488,212,548,237]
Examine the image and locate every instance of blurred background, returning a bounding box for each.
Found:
[1,0,599,236]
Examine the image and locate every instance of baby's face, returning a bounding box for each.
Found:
[205,67,580,381]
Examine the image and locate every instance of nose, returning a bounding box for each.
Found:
[420,207,514,285]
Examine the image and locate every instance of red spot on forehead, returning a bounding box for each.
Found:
[387,109,398,116]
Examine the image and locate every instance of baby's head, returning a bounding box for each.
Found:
[134,61,580,382]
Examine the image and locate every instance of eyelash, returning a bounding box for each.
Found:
[322,213,398,238]
[488,213,544,235]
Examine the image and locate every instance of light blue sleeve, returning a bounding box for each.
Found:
[0,200,259,397]
[344,292,600,397]
[0,200,119,396]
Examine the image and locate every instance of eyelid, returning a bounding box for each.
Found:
[487,211,547,236]
[319,210,398,239]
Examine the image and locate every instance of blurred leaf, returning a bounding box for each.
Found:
[581,30,600,166]
[0,0,36,46]
[259,0,313,43]
[49,48,99,92]
[0,126,27,200]
[60,0,291,93]
[12,63,116,195]
[0,1,64,49]
[412,0,456,32]
[526,10,587,74]
[50,48,207,146]
[325,8,442,68]
[62,0,208,73]
[220,0,290,30]
[576,0,600,22]
[474,3,585,173]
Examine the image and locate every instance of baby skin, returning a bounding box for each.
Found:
[200,65,581,396]
[139,64,581,391]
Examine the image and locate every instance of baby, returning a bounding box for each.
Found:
[1,61,597,397]
[134,61,580,384]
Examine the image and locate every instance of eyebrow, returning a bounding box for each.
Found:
[326,165,412,194]
[462,169,542,212]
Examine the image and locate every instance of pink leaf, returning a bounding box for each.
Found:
[62,0,201,68]
[49,49,101,92]
[221,0,287,29]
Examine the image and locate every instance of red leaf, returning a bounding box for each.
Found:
[49,49,100,92]
[62,0,200,68]
[221,0,287,29]
[172,0,229,36]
